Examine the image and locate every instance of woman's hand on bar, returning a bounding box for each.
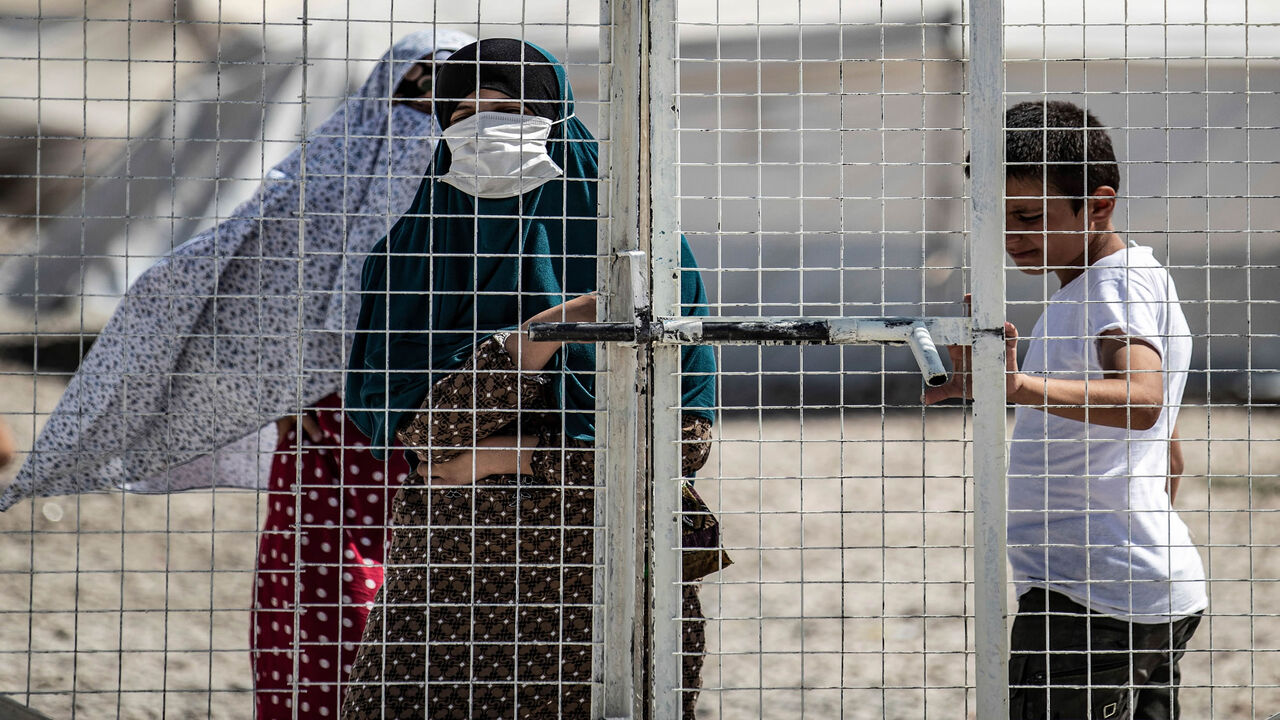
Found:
[421,434,537,485]
[504,293,598,372]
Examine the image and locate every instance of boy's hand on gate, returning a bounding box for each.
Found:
[1003,322,1025,398]
[925,294,973,404]
[924,295,1022,404]
[924,341,972,404]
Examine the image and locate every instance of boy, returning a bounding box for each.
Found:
[926,100,1206,719]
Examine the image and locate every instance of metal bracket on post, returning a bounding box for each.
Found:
[616,250,650,348]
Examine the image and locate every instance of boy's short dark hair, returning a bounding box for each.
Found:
[1004,100,1120,214]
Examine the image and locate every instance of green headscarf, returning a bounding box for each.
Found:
[346,39,715,457]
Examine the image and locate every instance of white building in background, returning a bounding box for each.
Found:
[0,0,1275,401]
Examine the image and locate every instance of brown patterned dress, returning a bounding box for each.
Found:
[340,337,713,719]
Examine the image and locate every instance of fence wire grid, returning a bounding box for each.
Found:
[0,1,1276,719]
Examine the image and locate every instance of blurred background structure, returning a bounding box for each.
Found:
[3,1,1276,404]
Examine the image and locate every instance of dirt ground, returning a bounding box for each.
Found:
[698,406,1280,720]
[0,366,1276,719]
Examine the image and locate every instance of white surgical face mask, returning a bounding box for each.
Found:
[439,111,564,198]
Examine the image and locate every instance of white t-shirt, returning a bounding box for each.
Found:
[1007,245,1207,622]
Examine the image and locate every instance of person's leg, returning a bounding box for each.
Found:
[682,584,706,719]
[1130,645,1175,720]
[1130,613,1201,720]
[1009,588,1136,720]
[253,421,304,719]
[340,482,438,720]
[256,398,407,719]
[329,406,408,712]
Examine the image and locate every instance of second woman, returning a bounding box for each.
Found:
[340,38,720,719]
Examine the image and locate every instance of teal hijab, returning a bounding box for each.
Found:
[346,39,716,456]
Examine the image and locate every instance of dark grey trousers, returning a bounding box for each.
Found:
[1009,588,1201,720]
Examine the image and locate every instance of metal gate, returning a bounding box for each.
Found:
[532,1,1008,716]
[3,1,1274,718]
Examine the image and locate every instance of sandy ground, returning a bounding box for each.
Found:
[0,366,1277,719]
[698,407,1280,720]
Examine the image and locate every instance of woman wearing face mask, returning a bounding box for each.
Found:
[340,39,722,719]
[0,29,475,720]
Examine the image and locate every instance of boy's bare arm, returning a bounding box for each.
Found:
[927,325,1166,431]
[1006,328,1166,430]
[1168,424,1183,503]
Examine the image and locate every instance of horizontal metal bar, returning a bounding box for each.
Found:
[663,316,973,346]
[528,316,972,347]
[661,318,830,344]
[528,321,640,343]
[826,316,972,346]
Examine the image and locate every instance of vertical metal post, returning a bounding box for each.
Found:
[966,0,1010,717]
[596,0,651,717]
[646,0,683,718]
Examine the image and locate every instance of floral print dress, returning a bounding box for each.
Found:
[340,337,713,720]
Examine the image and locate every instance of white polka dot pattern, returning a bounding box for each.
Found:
[253,394,413,720]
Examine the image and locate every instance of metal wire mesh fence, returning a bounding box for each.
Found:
[996,3,1279,718]
[0,1,1275,719]
[669,6,976,718]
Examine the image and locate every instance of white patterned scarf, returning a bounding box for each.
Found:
[1,29,474,507]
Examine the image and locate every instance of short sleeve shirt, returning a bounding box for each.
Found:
[1007,245,1207,622]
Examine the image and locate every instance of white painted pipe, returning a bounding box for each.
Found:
[907,325,949,387]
